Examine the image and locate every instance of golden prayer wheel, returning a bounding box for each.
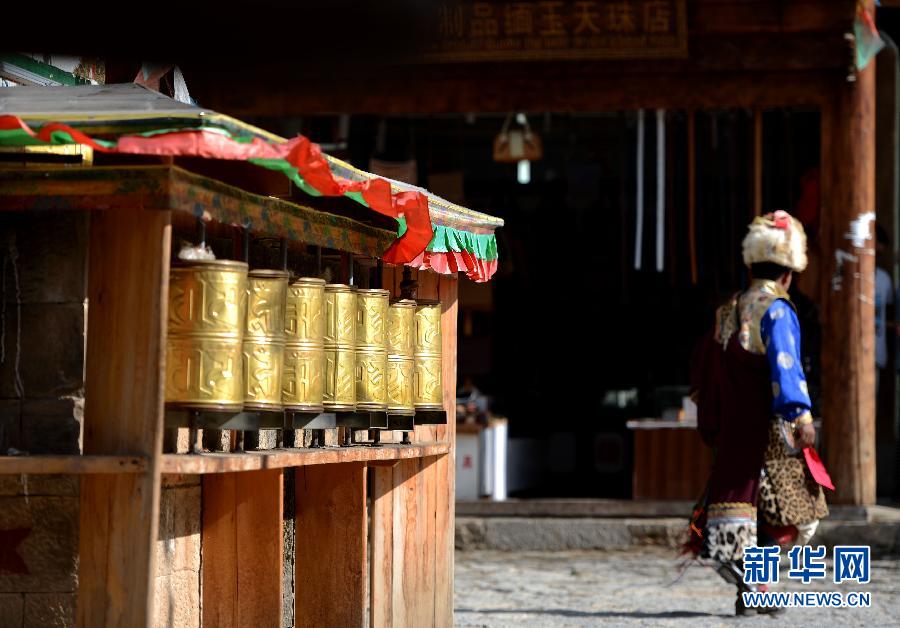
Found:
[356,347,388,412]
[386,300,416,415]
[414,300,443,411]
[246,270,289,338]
[387,355,415,416]
[355,289,390,411]
[323,284,357,411]
[283,278,326,412]
[387,299,416,358]
[243,270,289,411]
[285,278,326,343]
[356,289,390,349]
[165,259,248,411]
[243,338,286,410]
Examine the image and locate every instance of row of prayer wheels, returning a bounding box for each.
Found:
[164,259,443,416]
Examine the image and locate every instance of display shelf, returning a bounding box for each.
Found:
[161,441,450,474]
[0,455,148,475]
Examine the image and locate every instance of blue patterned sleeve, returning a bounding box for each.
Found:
[760,300,812,422]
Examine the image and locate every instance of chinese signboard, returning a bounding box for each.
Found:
[425,1,687,62]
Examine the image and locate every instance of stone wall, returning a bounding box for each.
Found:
[0,475,78,628]
[155,474,202,628]
[0,211,88,628]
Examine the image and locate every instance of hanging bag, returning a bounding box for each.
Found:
[493,113,543,163]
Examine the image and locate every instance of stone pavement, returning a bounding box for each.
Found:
[455,548,900,627]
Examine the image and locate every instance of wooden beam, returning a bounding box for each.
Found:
[689,1,856,35]
[0,166,396,259]
[161,442,449,474]
[820,45,878,505]
[295,462,367,628]
[202,469,284,627]
[0,455,147,474]
[77,207,171,627]
[190,67,840,116]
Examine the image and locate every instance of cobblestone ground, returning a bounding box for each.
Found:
[455,548,900,627]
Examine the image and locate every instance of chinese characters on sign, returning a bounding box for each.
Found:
[743,546,872,585]
[430,0,687,61]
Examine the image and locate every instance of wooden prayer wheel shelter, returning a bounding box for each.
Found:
[179,0,887,507]
[0,84,502,626]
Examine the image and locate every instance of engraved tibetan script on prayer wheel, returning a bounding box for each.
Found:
[387,299,416,358]
[165,259,248,411]
[243,270,289,411]
[323,284,357,411]
[283,278,326,412]
[387,300,416,415]
[414,300,443,411]
[355,289,390,412]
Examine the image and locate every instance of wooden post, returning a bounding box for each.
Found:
[688,111,698,285]
[202,469,284,627]
[295,462,367,627]
[753,107,763,217]
[820,57,877,505]
[78,207,171,627]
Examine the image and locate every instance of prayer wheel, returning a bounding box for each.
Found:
[413,300,443,411]
[323,284,357,411]
[386,299,416,416]
[282,277,326,412]
[355,289,390,412]
[243,270,289,411]
[165,259,248,411]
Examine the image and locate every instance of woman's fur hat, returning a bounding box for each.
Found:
[741,210,808,272]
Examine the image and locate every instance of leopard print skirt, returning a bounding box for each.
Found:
[758,421,828,528]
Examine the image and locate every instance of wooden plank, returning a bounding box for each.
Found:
[819,31,878,506]
[0,455,146,474]
[391,458,418,628]
[202,469,284,627]
[432,454,453,628]
[420,458,438,628]
[78,207,171,627]
[295,462,367,628]
[385,456,440,628]
[369,466,394,628]
[434,276,458,627]
[161,442,450,474]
